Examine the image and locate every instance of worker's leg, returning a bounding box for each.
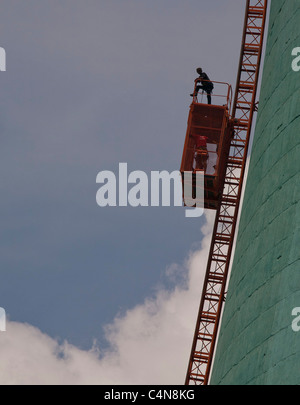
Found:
[206,90,212,104]
[191,85,202,97]
[195,153,202,170]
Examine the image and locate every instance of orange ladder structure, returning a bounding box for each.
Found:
[185,0,269,385]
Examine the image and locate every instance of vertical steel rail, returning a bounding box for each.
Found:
[185,0,268,385]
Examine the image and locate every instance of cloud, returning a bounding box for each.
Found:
[0,212,214,385]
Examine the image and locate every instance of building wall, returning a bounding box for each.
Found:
[210,0,300,385]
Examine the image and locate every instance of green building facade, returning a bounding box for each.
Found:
[210,0,300,385]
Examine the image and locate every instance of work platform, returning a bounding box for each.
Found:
[180,82,234,209]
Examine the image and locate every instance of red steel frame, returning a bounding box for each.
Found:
[185,0,268,385]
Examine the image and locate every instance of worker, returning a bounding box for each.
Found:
[190,68,214,104]
[194,134,209,172]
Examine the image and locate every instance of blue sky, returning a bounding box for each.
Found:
[0,0,257,384]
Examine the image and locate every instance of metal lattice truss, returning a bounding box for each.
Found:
[185,0,268,385]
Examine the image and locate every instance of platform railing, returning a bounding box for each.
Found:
[191,80,232,113]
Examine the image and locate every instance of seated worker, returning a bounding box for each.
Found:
[194,135,209,172]
[190,67,214,104]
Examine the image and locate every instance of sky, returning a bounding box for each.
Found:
[0,0,263,385]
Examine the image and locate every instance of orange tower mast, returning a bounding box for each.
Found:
[182,0,269,385]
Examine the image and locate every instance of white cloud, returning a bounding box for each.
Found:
[0,212,214,385]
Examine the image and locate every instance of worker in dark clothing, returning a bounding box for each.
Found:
[194,134,209,172]
[190,67,214,104]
